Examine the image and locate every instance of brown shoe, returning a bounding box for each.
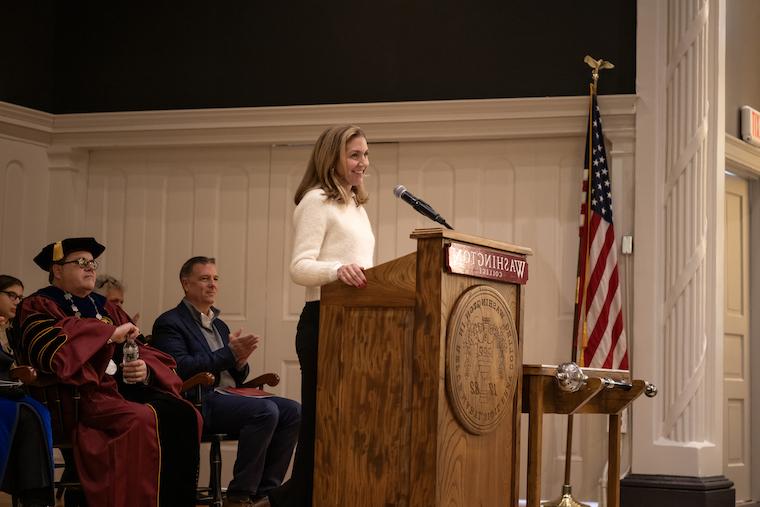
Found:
[223,497,255,507]
[252,497,271,507]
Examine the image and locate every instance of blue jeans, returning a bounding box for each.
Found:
[203,391,301,499]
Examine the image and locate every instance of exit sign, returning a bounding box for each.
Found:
[741,106,760,147]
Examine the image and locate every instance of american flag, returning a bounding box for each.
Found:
[575,93,628,370]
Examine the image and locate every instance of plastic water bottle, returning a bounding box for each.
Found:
[123,338,139,384]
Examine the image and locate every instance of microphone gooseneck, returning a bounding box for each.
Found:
[392,185,453,230]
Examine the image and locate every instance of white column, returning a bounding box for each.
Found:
[632,0,725,477]
[663,0,712,447]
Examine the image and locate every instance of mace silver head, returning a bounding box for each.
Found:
[555,362,588,393]
[645,382,658,398]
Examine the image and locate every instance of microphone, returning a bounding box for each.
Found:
[393,185,453,230]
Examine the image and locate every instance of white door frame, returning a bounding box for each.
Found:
[725,134,760,504]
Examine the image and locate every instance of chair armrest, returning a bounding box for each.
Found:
[181,372,215,393]
[10,365,37,384]
[242,373,280,389]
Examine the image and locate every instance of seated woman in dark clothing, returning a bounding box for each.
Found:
[0,274,55,507]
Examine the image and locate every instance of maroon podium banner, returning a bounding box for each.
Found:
[445,242,528,284]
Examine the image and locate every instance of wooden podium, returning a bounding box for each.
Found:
[314,228,531,507]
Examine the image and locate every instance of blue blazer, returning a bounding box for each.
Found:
[151,302,249,390]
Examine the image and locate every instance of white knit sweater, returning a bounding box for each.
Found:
[290,188,375,302]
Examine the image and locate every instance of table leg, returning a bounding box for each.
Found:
[608,413,621,507]
[526,378,545,507]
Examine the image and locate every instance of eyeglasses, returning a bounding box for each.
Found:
[58,258,99,270]
[0,291,23,303]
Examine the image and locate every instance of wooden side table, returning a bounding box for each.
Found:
[522,365,647,507]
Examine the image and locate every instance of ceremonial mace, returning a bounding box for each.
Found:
[541,55,615,507]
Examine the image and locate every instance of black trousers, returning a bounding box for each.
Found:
[270,301,319,507]
[123,387,200,507]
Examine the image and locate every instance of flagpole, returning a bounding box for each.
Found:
[542,55,614,507]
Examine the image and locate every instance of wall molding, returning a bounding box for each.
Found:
[0,95,636,149]
[0,101,53,146]
[726,134,760,178]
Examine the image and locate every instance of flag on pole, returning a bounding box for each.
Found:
[576,91,628,370]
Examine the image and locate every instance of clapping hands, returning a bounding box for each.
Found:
[228,329,260,368]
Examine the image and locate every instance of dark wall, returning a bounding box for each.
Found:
[0,2,55,112]
[3,1,636,114]
[726,0,760,138]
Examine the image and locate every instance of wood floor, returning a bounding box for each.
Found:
[0,492,219,507]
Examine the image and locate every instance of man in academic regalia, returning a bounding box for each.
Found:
[14,237,202,507]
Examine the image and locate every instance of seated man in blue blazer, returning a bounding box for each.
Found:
[152,256,300,507]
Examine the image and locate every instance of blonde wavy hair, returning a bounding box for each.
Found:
[294,125,369,206]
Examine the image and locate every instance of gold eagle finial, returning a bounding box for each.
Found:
[584,55,615,88]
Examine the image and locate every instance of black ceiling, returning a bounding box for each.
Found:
[1,1,636,114]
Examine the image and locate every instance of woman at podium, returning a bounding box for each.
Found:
[270,125,375,507]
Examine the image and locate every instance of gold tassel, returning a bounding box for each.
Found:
[52,241,64,262]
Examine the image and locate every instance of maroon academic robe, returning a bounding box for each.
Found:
[16,288,202,507]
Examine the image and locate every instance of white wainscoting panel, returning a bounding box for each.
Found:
[85,147,272,378]
[0,137,53,287]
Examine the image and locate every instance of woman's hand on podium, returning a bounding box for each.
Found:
[337,264,367,288]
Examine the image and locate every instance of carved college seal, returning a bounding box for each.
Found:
[446,285,519,435]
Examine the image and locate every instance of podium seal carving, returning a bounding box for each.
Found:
[446,285,518,435]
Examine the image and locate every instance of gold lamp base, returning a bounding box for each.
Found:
[541,484,591,507]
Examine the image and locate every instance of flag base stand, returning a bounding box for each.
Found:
[541,484,590,507]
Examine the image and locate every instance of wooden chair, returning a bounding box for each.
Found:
[10,365,82,504]
[186,371,282,507]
